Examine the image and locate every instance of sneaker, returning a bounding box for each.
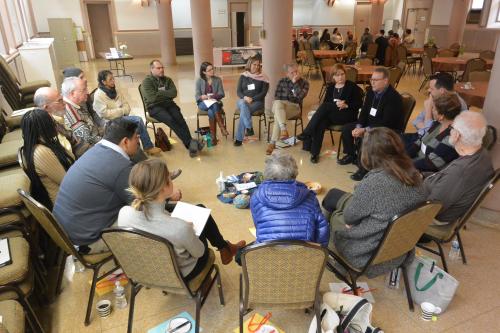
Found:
[245,128,255,136]
[234,140,242,146]
[170,169,182,180]
[144,147,162,156]
[189,140,199,157]
[337,154,355,165]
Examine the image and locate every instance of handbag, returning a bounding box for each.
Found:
[154,128,172,151]
[407,255,459,312]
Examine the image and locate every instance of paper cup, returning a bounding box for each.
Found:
[420,302,441,321]
[96,300,111,318]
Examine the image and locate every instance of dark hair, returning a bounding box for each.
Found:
[199,61,213,80]
[364,27,370,32]
[320,29,329,40]
[97,70,113,85]
[374,67,389,78]
[406,29,412,34]
[149,59,161,69]
[361,127,421,187]
[393,33,400,39]
[333,28,338,34]
[21,109,74,209]
[62,67,83,78]
[433,93,462,120]
[429,72,455,91]
[103,118,138,145]
[380,30,385,35]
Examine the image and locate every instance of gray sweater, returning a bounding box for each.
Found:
[53,144,133,245]
[336,169,425,277]
[118,203,204,276]
[195,76,225,102]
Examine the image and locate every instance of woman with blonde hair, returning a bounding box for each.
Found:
[117,159,245,280]
[322,127,425,277]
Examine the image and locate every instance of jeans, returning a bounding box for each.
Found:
[270,100,300,143]
[235,99,264,141]
[123,115,154,150]
[149,102,193,149]
[197,101,221,119]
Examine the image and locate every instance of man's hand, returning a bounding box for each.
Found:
[244,96,253,104]
[423,95,435,121]
[291,72,300,83]
[169,188,182,201]
[352,127,366,138]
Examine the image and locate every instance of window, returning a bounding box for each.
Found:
[471,0,484,10]
[467,0,484,24]
[0,0,36,56]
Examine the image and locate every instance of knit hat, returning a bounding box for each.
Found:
[62,67,83,78]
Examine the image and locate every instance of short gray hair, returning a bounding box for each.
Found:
[61,77,81,97]
[33,87,50,107]
[453,111,487,147]
[264,151,298,180]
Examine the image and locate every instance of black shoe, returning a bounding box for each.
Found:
[310,155,319,164]
[297,133,309,141]
[350,168,367,181]
[302,138,311,151]
[234,140,242,146]
[338,154,355,165]
[245,128,255,136]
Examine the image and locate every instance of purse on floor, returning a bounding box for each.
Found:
[155,128,172,151]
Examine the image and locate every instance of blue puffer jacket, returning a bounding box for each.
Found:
[250,180,329,247]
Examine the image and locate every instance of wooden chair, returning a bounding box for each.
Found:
[327,202,442,311]
[196,106,227,139]
[101,227,224,333]
[400,92,417,131]
[437,49,455,57]
[418,170,500,272]
[318,59,336,101]
[419,55,434,92]
[388,66,403,88]
[482,125,497,150]
[459,58,487,82]
[479,50,495,60]
[468,71,491,82]
[423,45,438,58]
[17,189,118,326]
[239,241,327,333]
[365,43,378,61]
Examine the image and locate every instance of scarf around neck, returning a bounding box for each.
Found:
[99,84,118,100]
[242,71,270,83]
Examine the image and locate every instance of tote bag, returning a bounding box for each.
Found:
[407,256,459,312]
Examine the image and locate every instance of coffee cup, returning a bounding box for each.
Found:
[420,302,441,321]
[96,300,111,318]
[464,82,472,90]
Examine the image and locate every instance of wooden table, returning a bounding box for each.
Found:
[99,52,134,81]
[313,50,347,59]
[323,64,377,82]
[455,81,489,108]
[432,57,493,72]
[408,47,425,54]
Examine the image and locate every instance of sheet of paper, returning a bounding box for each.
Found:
[249,227,256,238]
[234,182,257,191]
[109,47,119,58]
[0,238,11,267]
[171,202,211,236]
[203,99,217,108]
[11,107,35,117]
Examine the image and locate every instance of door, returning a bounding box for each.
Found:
[354,3,371,41]
[48,18,79,69]
[405,8,430,47]
[87,3,113,58]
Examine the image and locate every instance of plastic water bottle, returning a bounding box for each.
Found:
[205,133,213,148]
[73,256,85,273]
[113,280,128,309]
[448,238,461,261]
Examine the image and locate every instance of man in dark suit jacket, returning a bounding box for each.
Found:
[338,67,404,180]
[374,30,389,65]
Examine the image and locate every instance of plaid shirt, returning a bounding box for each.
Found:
[274,77,309,104]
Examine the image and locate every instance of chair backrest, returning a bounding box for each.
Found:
[88,88,97,108]
[366,42,378,59]
[240,241,327,310]
[101,227,191,294]
[421,54,433,76]
[396,44,408,63]
[17,189,82,260]
[138,84,152,120]
[368,202,442,267]
[461,58,487,82]
[396,60,406,73]
[479,50,495,60]
[388,66,403,88]
[0,56,20,87]
[468,70,491,82]
[400,92,416,131]
[17,147,28,173]
[305,49,316,66]
[345,66,358,83]
[320,58,336,68]
[423,46,438,58]
[449,42,460,51]
[482,125,497,150]
[358,58,373,65]
[438,49,455,57]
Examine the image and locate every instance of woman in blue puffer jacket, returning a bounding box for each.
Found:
[250,151,330,247]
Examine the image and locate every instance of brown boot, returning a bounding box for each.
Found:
[208,117,218,146]
[219,240,246,265]
[215,112,229,138]
[280,129,290,140]
[266,143,275,155]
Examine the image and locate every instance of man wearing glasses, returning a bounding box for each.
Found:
[338,67,404,181]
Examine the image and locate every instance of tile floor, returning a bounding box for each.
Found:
[37,56,500,333]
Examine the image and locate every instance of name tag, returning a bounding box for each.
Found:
[158,86,166,91]
[370,107,378,116]
[291,88,295,95]
[247,83,255,90]
[421,142,427,154]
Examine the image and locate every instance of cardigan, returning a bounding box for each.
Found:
[33,145,68,206]
[322,80,363,119]
[195,76,225,102]
[93,88,131,120]
[118,203,205,277]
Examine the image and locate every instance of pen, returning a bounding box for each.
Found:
[168,320,190,333]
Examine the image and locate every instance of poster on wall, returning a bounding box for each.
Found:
[213,47,262,68]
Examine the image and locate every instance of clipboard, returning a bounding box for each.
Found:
[0,238,12,268]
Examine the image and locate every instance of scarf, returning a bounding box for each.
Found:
[99,84,117,100]
[242,71,270,83]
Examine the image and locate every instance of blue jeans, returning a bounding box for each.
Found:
[197,101,221,118]
[235,99,264,141]
[123,115,154,150]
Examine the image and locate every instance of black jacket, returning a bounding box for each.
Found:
[323,80,364,120]
[357,84,404,131]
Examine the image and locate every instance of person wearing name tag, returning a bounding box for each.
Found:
[266,63,309,155]
[405,93,461,173]
[297,64,363,163]
[118,159,246,280]
[338,67,404,181]
[234,56,269,146]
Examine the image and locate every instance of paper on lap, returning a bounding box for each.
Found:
[203,99,217,108]
[171,202,211,236]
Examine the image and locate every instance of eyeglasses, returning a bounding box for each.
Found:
[206,68,214,72]
[369,77,385,82]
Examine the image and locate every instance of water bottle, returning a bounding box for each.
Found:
[205,133,213,148]
[113,280,128,309]
[73,256,85,273]
[448,238,461,261]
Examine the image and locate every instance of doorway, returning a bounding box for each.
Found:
[86,3,113,58]
[230,3,248,47]
[354,3,371,40]
[405,8,430,47]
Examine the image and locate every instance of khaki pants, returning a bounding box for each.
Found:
[271,100,300,143]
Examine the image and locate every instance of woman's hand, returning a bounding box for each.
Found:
[169,189,182,201]
[336,100,348,109]
[201,94,208,100]
[244,96,253,104]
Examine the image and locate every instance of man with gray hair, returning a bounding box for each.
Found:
[62,77,103,148]
[34,86,90,157]
[266,63,309,155]
[424,111,494,225]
